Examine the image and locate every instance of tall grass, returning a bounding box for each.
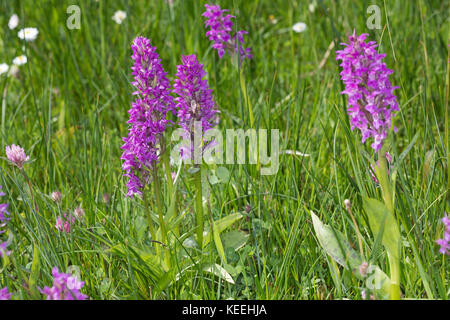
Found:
[0,0,448,299]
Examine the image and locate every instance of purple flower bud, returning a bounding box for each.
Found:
[359,261,369,277]
[336,31,399,152]
[73,206,85,220]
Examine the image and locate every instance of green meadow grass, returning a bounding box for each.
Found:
[0,0,448,299]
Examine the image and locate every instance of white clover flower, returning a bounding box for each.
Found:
[8,14,19,30]
[18,27,39,41]
[292,22,307,33]
[13,55,27,66]
[112,10,127,24]
[0,63,9,75]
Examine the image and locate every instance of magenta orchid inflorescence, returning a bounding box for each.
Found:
[0,241,10,258]
[436,214,450,255]
[0,186,9,234]
[40,267,88,300]
[174,54,218,135]
[121,36,175,197]
[0,287,11,300]
[55,213,75,233]
[0,186,10,260]
[336,31,399,152]
[202,4,252,61]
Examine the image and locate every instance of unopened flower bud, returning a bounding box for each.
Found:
[51,191,62,203]
[361,290,367,300]
[359,261,369,277]
[74,206,85,219]
[344,199,351,210]
[103,193,110,204]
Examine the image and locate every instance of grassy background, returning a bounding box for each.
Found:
[0,0,448,299]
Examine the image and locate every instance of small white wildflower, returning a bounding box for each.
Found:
[309,2,317,13]
[18,27,39,41]
[112,10,127,24]
[0,63,9,75]
[13,55,27,66]
[292,22,307,33]
[269,15,278,25]
[8,14,19,30]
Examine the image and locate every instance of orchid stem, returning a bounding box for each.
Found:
[377,150,401,300]
[143,189,157,249]
[153,170,167,245]
[194,166,203,250]
[153,169,171,269]
[161,138,173,198]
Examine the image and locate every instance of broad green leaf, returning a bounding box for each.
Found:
[29,245,41,299]
[326,257,342,296]
[216,167,230,182]
[203,263,235,284]
[182,236,198,249]
[110,244,164,279]
[155,268,176,293]
[310,211,391,299]
[203,212,243,247]
[365,265,391,300]
[209,174,219,185]
[363,197,400,259]
[212,221,227,263]
[221,230,249,252]
[310,211,362,269]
